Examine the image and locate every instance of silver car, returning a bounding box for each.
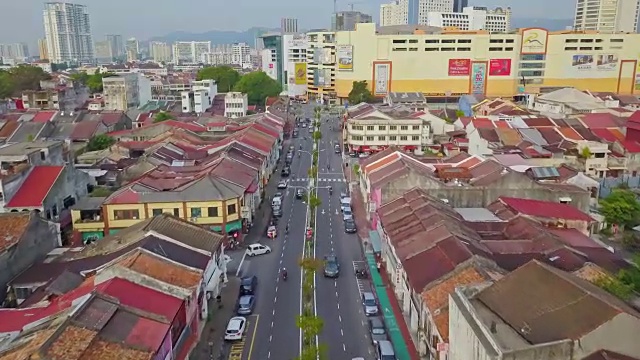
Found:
[342,206,353,221]
[362,292,379,316]
[237,295,255,315]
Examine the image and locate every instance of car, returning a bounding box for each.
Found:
[281,167,290,177]
[349,152,358,158]
[340,189,349,199]
[239,276,257,295]
[289,145,295,152]
[340,197,351,212]
[245,243,271,257]
[237,295,256,315]
[277,180,288,189]
[334,144,341,153]
[342,206,353,221]
[344,219,357,233]
[375,340,396,359]
[274,192,283,199]
[368,317,388,344]
[309,127,314,133]
[323,254,340,278]
[292,130,299,138]
[302,123,307,128]
[296,189,305,199]
[362,292,379,316]
[272,206,283,217]
[224,316,247,341]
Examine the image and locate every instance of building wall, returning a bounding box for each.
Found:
[0,214,61,302]
[306,31,337,103]
[576,313,640,359]
[334,23,640,98]
[40,166,94,219]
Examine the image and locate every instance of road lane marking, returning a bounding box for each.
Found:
[343,344,346,351]
[339,315,342,322]
[235,252,247,277]
[247,315,259,360]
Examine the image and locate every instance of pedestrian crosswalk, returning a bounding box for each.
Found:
[288,177,345,183]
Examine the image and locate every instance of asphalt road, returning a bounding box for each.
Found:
[314,110,376,360]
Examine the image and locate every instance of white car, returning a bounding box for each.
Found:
[277,180,288,189]
[246,243,272,257]
[225,316,247,341]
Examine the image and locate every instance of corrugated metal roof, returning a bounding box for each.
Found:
[530,167,560,179]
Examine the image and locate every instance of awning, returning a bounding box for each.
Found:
[403,145,418,151]
[369,230,382,253]
[246,180,259,193]
[351,145,361,152]
[360,146,370,152]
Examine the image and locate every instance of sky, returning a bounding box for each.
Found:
[0,0,574,45]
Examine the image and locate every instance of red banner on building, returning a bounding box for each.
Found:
[448,59,471,76]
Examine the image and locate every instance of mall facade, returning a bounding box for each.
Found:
[309,23,640,101]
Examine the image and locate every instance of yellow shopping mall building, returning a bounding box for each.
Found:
[331,23,640,99]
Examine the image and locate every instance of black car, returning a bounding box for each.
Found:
[344,219,357,233]
[239,276,258,296]
[281,167,291,177]
[323,254,340,278]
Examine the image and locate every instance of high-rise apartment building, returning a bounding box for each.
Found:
[94,40,113,63]
[573,0,639,32]
[38,39,49,60]
[332,11,373,31]
[203,44,233,66]
[380,0,454,25]
[126,38,139,62]
[281,18,298,33]
[43,2,94,63]
[0,43,29,61]
[172,41,212,64]
[150,42,171,63]
[232,43,252,68]
[106,35,124,58]
[427,6,512,33]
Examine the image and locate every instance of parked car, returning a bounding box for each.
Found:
[272,205,283,217]
[340,197,351,212]
[245,243,272,257]
[239,276,258,296]
[375,340,396,359]
[323,254,340,278]
[362,292,379,316]
[225,316,247,341]
[368,317,388,344]
[281,167,291,177]
[344,219,357,233]
[237,295,256,315]
[277,180,288,189]
[342,206,353,221]
[302,123,307,128]
[340,189,349,199]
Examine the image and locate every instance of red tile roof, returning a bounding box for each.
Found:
[100,111,124,126]
[580,113,622,129]
[32,110,57,123]
[70,120,101,140]
[497,196,593,222]
[97,277,183,321]
[556,127,583,141]
[523,117,555,127]
[591,128,619,143]
[622,140,640,153]
[6,166,64,208]
[471,118,494,129]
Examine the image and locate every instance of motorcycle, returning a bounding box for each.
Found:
[356,269,368,279]
[282,271,288,281]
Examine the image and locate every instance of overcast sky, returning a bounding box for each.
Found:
[0,0,574,44]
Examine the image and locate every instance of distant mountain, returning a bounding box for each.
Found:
[511,18,574,31]
[146,27,279,45]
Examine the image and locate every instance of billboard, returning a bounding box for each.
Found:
[313,68,332,87]
[337,45,353,71]
[294,63,307,85]
[264,61,277,80]
[448,59,470,76]
[570,55,595,71]
[521,28,548,54]
[288,34,307,49]
[596,54,619,71]
[373,61,392,96]
[313,48,333,65]
[470,62,487,95]
[489,59,511,76]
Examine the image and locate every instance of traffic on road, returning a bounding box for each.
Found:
[220,102,393,360]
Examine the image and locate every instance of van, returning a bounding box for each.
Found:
[375,340,396,360]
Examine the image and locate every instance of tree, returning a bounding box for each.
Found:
[197,66,240,92]
[154,111,173,122]
[70,71,90,85]
[347,80,374,105]
[0,65,51,96]
[599,189,640,227]
[86,70,116,93]
[580,147,592,159]
[234,71,282,105]
[312,131,322,141]
[0,70,13,99]
[87,134,116,151]
[308,196,322,211]
[455,110,465,118]
[617,255,640,293]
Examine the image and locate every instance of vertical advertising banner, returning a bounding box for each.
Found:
[489,59,512,76]
[337,45,353,71]
[471,62,487,95]
[373,61,391,96]
[294,63,307,85]
[448,59,471,76]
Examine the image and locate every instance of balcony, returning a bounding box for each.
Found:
[71,197,106,231]
[607,156,628,169]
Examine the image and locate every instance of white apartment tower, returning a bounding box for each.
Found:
[203,44,233,66]
[172,41,212,64]
[427,6,512,33]
[150,42,171,63]
[232,43,251,68]
[379,0,456,26]
[43,2,94,63]
[574,0,639,32]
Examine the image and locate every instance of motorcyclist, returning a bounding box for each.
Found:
[329,186,333,195]
[285,224,289,234]
[299,144,302,150]
[282,268,288,280]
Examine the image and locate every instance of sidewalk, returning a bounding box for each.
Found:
[190,277,241,360]
[350,186,421,360]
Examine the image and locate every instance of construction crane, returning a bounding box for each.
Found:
[334,0,364,13]
[348,1,364,11]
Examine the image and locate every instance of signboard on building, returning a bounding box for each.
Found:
[294,63,307,85]
[470,62,487,95]
[596,54,619,71]
[373,61,392,96]
[570,55,595,71]
[489,59,512,76]
[289,34,307,48]
[448,59,470,76]
[264,61,278,80]
[337,45,353,71]
[521,28,548,55]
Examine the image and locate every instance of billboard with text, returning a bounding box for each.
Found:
[489,59,511,76]
[337,45,353,71]
[448,59,470,76]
